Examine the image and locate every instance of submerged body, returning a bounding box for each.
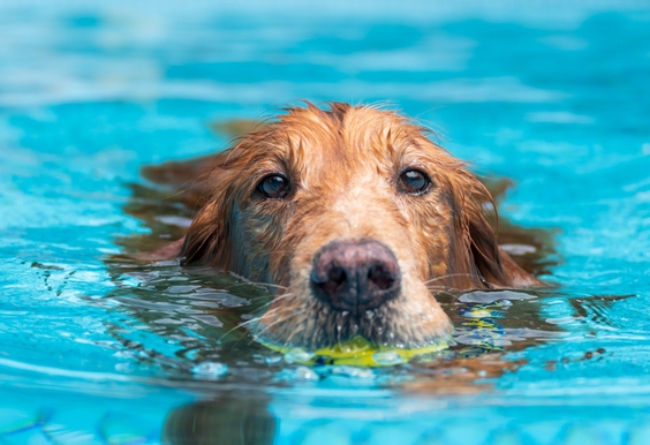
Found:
[144,103,543,351]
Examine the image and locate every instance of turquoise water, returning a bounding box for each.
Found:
[1,1,650,443]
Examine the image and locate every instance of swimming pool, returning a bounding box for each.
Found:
[1,1,650,443]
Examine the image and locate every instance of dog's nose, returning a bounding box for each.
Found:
[309,240,401,314]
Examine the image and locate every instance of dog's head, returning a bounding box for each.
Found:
[180,103,524,350]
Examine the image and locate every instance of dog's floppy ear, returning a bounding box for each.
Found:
[132,153,232,264]
[180,198,229,267]
[448,171,510,288]
[448,170,544,289]
[148,125,271,270]
[179,152,240,269]
[464,192,509,287]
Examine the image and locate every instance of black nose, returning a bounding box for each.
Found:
[309,240,401,314]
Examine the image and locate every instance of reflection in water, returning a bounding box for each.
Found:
[163,393,276,445]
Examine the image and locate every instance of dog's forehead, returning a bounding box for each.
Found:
[274,106,431,165]
[229,105,452,188]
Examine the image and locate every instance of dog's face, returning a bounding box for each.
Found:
[181,104,516,350]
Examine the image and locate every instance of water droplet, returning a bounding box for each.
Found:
[498,300,513,309]
[545,316,583,325]
[167,285,200,294]
[293,366,319,381]
[459,290,536,304]
[191,362,228,379]
[265,355,283,365]
[372,350,404,365]
[284,349,315,363]
[331,366,375,379]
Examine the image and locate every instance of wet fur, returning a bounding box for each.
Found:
[141,103,544,350]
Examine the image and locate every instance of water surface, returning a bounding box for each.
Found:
[1,1,650,444]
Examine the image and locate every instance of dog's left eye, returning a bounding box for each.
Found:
[399,169,431,195]
[256,174,290,199]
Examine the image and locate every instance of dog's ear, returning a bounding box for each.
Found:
[171,127,273,270]
[180,198,229,267]
[448,171,509,289]
[448,171,545,289]
[464,195,509,288]
[179,154,238,269]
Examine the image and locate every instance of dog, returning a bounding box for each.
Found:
[140,102,545,352]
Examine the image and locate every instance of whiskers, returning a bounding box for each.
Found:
[424,273,476,291]
[253,291,298,313]
[226,281,288,291]
[216,292,299,344]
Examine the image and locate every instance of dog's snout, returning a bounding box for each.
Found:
[310,240,401,314]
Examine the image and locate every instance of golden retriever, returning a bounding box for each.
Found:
[142,102,544,352]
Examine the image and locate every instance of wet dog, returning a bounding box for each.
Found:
[141,103,544,352]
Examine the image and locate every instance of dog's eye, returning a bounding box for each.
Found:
[256,174,290,199]
[399,169,431,195]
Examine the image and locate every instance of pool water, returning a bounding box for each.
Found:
[1,1,650,444]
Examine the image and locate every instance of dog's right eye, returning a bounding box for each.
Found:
[256,174,290,199]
